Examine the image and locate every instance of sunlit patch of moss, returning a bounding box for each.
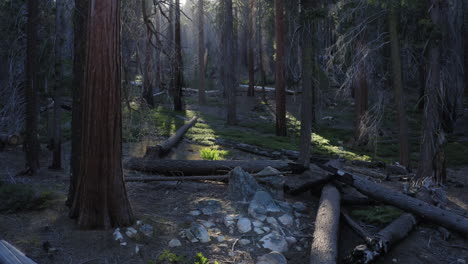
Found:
[312,132,371,161]
[351,206,403,226]
[200,148,230,160]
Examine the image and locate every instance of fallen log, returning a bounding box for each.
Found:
[344,213,417,264]
[238,84,298,95]
[125,172,290,182]
[321,165,468,236]
[145,116,198,158]
[0,240,37,264]
[341,194,378,206]
[125,159,306,175]
[310,184,341,264]
[286,169,335,195]
[341,210,374,244]
[0,134,21,146]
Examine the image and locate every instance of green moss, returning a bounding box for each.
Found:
[200,148,230,160]
[351,206,403,226]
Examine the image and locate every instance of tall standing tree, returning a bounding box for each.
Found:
[173,0,183,111]
[70,0,134,228]
[275,0,287,136]
[142,0,155,108]
[388,3,410,167]
[298,0,315,167]
[223,0,237,125]
[354,35,369,144]
[198,0,206,104]
[24,0,40,175]
[247,0,255,97]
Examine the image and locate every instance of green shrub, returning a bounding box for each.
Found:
[0,182,54,212]
[199,148,230,160]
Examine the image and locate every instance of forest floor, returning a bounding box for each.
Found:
[0,90,467,264]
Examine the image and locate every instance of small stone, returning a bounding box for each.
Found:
[262,227,271,233]
[259,233,288,253]
[189,210,202,216]
[285,236,297,246]
[224,215,236,227]
[197,199,223,215]
[295,246,302,251]
[217,236,225,242]
[237,217,252,233]
[120,242,127,246]
[168,239,182,247]
[136,220,143,226]
[457,259,466,264]
[228,251,235,257]
[135,245,141,254]
[392,259,398,263]
[139,224,154,237]
[278,214,294,226]
[125,227,138,239]
[266,217,278,226]
[239,239,251,246]
[257,251,287,264]
[200,220,215,228]
[254,227,265,235]
[113,228,124,241]
[292,202,307,212]
[186,223,210,243]
[253,220,264,227]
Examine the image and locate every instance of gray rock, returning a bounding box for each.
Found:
[224,215,237,227]
[125,227,138,239]
[278,214,294,227]
[257,251,287,264]
[239,239,251,246]
[256,167,285,200]
[217,235,225,242]
[266,217,278,226]
[262,227,271,233]
[189,210,202,216]
[168,239,182,247]
[113,228,124,242]
[253,220,264,227]
[292,202,307,212]
[139,224,154,237]
[254,227,265,235]
[186,223,210,243]
[259,233,288,253]
[196,199,223,216]
[248,191,281,220]
[285,236,297,246]
[237,217,252,233]
[227,167,260,202]
[200,220,215,228]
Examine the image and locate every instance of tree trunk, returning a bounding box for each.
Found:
[125,159,305,175]
[247,0,255,97]
[142,0,155,108]
[310,184,341,264]
[388,5,410,167]
[224,0,237,125]
[173,0,183,111]
[0,240,37,264]
[68,0,87,207]
[275,0,287,136]
[145,116,198,158]
[70,0,134,229]
[298,0,315,166]
[354,36,368,145]
[322,166,468,236]
[197,0,206,104]
[24,0,40,175]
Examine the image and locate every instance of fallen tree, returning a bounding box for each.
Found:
[344,213,417,264]
[125,172,289,183]
[145,116,198,158]
[124,159,306,175]
[0,240,37,264]
[321,165,468,236]
[310,184,341,264]
[285,169,335,195]
[238,84,298,95]
[341,210,374,244]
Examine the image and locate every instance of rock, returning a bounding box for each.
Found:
[292,202,307,213]
[254,227,265,235]
[189,210,202,216]
[237,217,252,233]
[278,214,294,226]
[253,220,264,227]
[285,236,297,246]
[210,228,222,234]
[227,167,260,202]
[239,239,251,246]
[196,199,223,216]
[125,227,138,239]
[266,217,278,226]
[256,167,285,200]
[186,223,210,243]
[169,239,182,247]
[113,228,124,241]
[295,246,302,251]
[224,215,237,227]
[276,201,293,214]
[136,220,143,226]
[135,245,141,254]
[257,251,287,264]
[259,233,288,253]
[262,227,271,233]
[120,242,127,246]
[217,236,225,242]
[457,259,466,264]
[248,191,281,220]
[228,251,235,257]
[392,259,398,263]
[139,224,154,237]
[200,220,215,228]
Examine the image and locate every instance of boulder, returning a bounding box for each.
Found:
[227,167,260,202]
[185,223,210,243]
[248,191,281,221]
[259,233,288,253]
[256,167,285,200]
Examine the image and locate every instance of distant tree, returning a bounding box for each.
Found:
[223,0,237,125]
[354,34,369,145]
[173,0,183,111]
[247,0,255,97]
[198,0,206,104]
[24,0,40,175]
[275,0,287,136]
[142,0,155,108]
[70,0,134,228]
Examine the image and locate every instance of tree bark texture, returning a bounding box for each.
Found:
[354,36,368,145]
[70,0,134,229]
[223,0,237,125]
[310,184,341,264]
[247,0,255,97]
[142,0,155,108]
[198,0,206,104]
[275,0,287,136]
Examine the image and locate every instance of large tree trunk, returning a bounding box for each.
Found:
[354,37,369,145]
[247,0,255,97]
[68,0,88,207]
[24,0,40,175]
[125,159,305,175]
[142,0,155,108]
[298,0,315,166]
[197,0,206,104]
[322,166,468,236]
[388,5,410,167]
[275,0,287,136]
[70,0,134,229]
[224,0,237,125]
[310,184,341,264]
[173,0,183,111]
